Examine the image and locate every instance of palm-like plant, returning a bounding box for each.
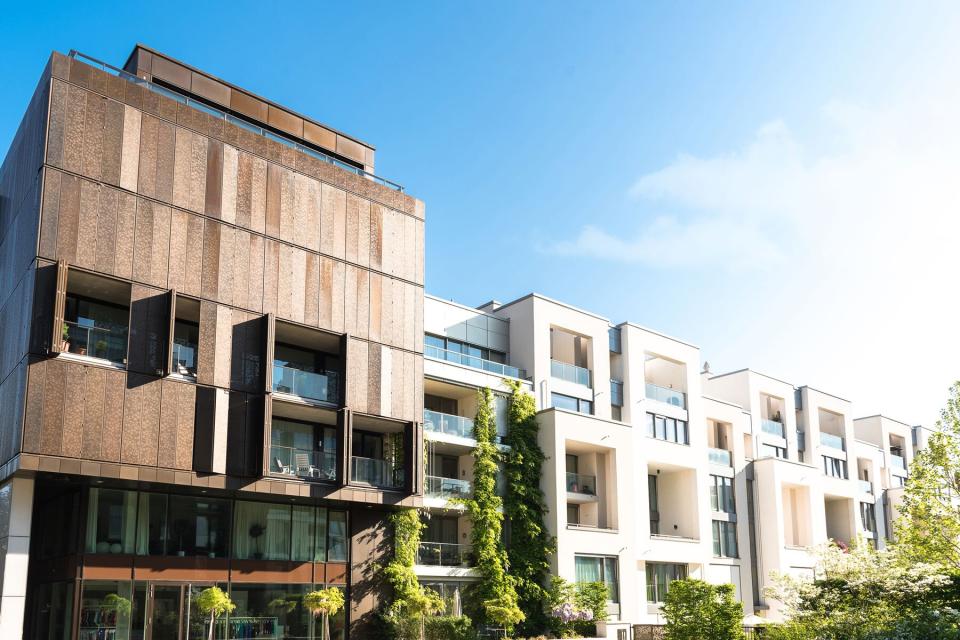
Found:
[194,586,235,640]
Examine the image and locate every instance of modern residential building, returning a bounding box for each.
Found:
[0,45,425,639]
[0,45,928,640]
[422,293,924,637]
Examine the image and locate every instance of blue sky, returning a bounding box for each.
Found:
[2,2,959,426]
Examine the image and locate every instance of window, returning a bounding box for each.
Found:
[422,581,476,616]
[575,555,619,602]
[233,501,347,562]
[892,475,906,488]
[861,502,877,534]
[567,504,580,525]
[761,444,787,459]
[709,475,735,514]
[646,562,687,603]
[229,584,344,640]
[712,521,738,557]
[171,319,199,376]
[64,294,129,363]
[823,455,849,479]
[551,393,593,415]
[164,495,231,558]
[85,489,137,554]
[424,334,507,364]
[611,405,622,421]
[648,475,660,535]
[273,343,339,402]
[645,412,689,445]
[424,394,457,415]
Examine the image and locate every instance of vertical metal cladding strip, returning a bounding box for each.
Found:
[164,289,177,376]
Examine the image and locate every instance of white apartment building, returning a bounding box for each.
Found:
[419,292,923,637]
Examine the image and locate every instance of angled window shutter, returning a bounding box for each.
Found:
[50,260,68,354]
[263,313,275,394]
[163,289,177,376]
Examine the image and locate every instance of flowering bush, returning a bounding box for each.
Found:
[545,577,606,637]
[549,601,594,623]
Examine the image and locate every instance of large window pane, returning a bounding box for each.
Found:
[291,506,315,562]
[166,496,230,558]
[234,502,291,561]
[315,509,328,563]
[79,581,134,640]
[136,492,168,555]
[227,583,319,640]
[327,511,348,562]
[85,489,137,554]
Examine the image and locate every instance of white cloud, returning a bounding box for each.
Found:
[543,92,960,426]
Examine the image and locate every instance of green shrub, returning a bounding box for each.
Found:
[424,615,476,640]
[662,579,744,640]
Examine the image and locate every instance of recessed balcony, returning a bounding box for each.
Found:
[271,446,336,481]
[645,382,686,409]
[272,364,338,403]
[760,419,785,438]
[423,409,474,440]
[351,456,404,489]
[416,542,473,568]
[566,472,598,504]
[708,448,732,467]
[819,431,845,452]
[551,359,591,387]
[425,476,472,501]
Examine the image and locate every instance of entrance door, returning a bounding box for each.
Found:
[145,583,215,640]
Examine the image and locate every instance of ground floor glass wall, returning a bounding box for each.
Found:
[40,579,346,640]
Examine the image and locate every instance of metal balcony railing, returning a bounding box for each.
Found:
[416,542,473,567]
[351,456,404,489]
[271,446,336,481]
[645,382,686,409]
[859,480,873,494]
[890,454,906,470]
[67,51,405,192]
[424,344,524,378]
[566,472,597,495]
[425,476,472,500]
[272,364,338,403]
[423,409,474,439]
[551,359,591,386]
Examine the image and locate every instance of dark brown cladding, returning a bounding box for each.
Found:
[124,45,376,172]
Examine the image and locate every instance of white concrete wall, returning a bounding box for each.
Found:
[0,478,33,640]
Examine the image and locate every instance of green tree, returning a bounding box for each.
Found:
[304,587,345,640]
[895,382,960,568]
[383,508,445,639]
[194,586,236,640]
[467,387,524,632]
[662,579,744,640]
[503,380,555,635]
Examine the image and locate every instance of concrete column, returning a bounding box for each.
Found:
[0,477,34,639]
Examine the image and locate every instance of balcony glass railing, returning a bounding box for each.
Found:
[859,480,873,494]
[551,360,591,387]
[67,51,405,192]
[270,446,336,481]
[760,419,785,438]
[424,344,524,379]
[425,476,472,500]
[272,364,338,403]
[708,448,732,466]
[645,382,686,409]
[63,320,128,363]
[566,472,597,495]
[819,432,845,451]
[351,456,404,489]
[890,454,906,470]
[171,341,197,376]
[423,409,474,439]
[416,542,473,567]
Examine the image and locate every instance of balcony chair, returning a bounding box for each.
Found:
[294,453,321,478]
[275,457,293,475]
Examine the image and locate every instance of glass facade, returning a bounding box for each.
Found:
[709,475,735,514]
[551,392,593,415]
[63,295,129,363]
[82,489,348,563]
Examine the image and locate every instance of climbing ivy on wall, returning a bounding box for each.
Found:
[383,508,444,638]
[467,387,524,632]
[503,379,555,635]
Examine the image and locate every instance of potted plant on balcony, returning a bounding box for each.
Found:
[249,523,266,559]
[95,339,108,359]
[61,322,70,352]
